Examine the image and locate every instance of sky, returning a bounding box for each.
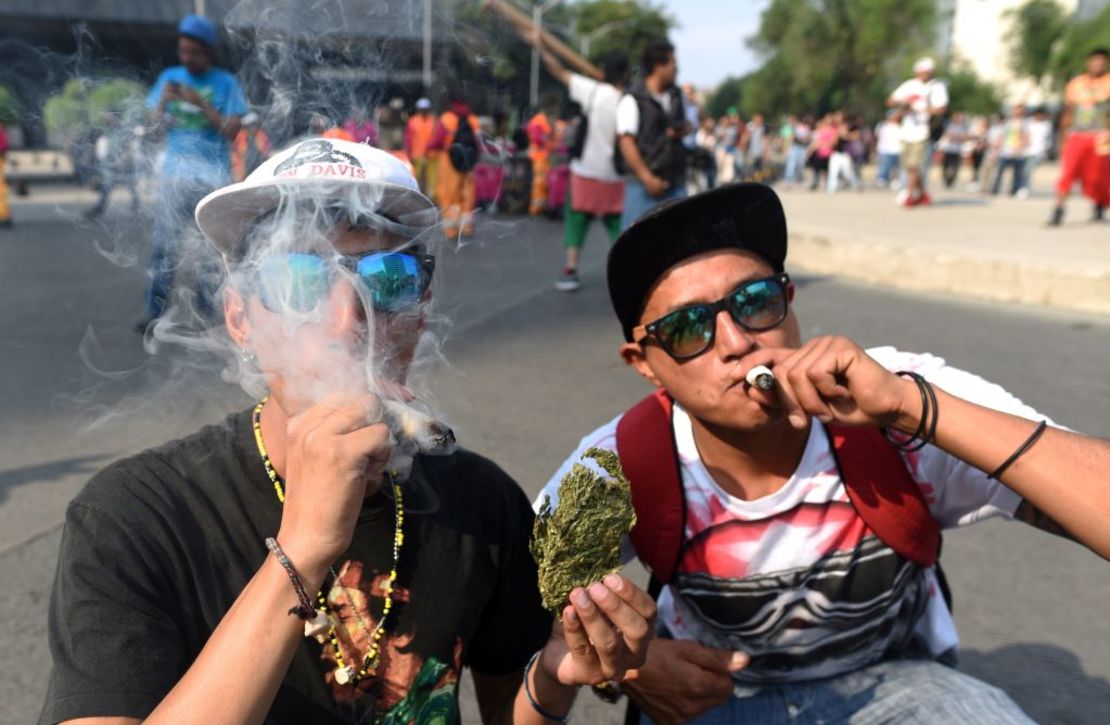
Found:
[658,0,770,90]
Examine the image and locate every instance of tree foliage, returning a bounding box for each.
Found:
[0,85,20,126]
[946,62,1002,116]
[1005,0,1068,86]
[736,0,936,118]
[1006,3,1110,92]
[42,78,146,135]
[573,0,673,70]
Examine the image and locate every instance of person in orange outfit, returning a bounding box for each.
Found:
[428,92,482,238]
[0,125,11,228]
[405,98,437,199]
[526,105,555,215]
[1049,47,1110,226]
[310,112,355,143]
[230,112,272,182]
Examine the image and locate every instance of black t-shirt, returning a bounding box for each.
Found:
[40,410,551,724]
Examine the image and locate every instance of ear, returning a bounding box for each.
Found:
[787,281,796,304]
[224,285,251,350]
[620,342,663,388]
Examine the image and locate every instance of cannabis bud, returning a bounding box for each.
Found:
[531,447,637,617]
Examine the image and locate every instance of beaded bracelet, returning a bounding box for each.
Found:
[523,650,571,723]
[265,537,316,620]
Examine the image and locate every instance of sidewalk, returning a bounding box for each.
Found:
[780,163,1110,316]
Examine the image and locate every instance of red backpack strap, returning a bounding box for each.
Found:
[615,389,685,583]
[826,425,940,568]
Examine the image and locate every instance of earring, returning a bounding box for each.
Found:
[241,349,258,368]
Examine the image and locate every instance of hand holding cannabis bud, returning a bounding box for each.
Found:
[531,449,654,686]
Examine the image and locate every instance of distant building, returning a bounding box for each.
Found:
[939,0,1110,105]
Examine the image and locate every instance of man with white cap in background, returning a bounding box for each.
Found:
[405,97,438,199]
[40,136,656,724]
[888,57,948,207]
[139,14,247,330]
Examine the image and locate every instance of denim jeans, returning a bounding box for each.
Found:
[643,658,1032,725]
[146,177,222,321]
[784,144,808,184]
[992,158,1025,196]
[621,178,686,230]
[875,153,900,185]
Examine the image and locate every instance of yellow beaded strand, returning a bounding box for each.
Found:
[252,397,405,685]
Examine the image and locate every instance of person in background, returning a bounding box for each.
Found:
[806,114,836,192]
[428,89,482,238]
[615,40,688,229]
[888,56,948,207]
[343,107,379,146]
[1048,47,1110,226]
[965,115,989,192]
[874,110,903,190]
[526,101,556,216]
[992,103,1029,197]
[783,114,812,189]
[1020,107,1053,199]
[694,116,719,191]
[405,98,437,199]
[0,124,11,229]
[826,112,861,193]
[84,115,143,220]
[140,13,246,330]
[746,114,768,179]
[231,111,272,183]
[938,111,968,190]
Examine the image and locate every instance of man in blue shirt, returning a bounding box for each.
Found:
[141,14,247,329]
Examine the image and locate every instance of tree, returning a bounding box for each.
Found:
[744,0,936,117]
[705,76,743,119]
[42,78,146,136]
[574,0,674,70]
[1005,0,1068,87]
[945,62,1002,116]
[0,85,20,126]
[1046,5,1110,90]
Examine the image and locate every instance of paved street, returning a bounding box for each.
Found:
[2,188,1109,723]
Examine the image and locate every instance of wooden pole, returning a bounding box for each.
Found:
[483,0,603,80]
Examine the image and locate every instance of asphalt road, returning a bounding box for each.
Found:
[1,196,1108,723]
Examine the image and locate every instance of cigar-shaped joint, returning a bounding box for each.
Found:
[746,365,775,391]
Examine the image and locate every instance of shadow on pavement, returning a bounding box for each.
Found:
[961,644,1110,724]
[0,455,110,506]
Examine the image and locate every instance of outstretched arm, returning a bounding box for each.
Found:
[739,337,1110,559]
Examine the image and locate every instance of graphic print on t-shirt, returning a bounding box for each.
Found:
[323,559,461,722]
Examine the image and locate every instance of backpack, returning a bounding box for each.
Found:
[615,389,945,586]
[567,84,599,161]
[448,114,479,173]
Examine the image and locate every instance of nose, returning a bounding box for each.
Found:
[713,308,756,360]
[326,276,369,338]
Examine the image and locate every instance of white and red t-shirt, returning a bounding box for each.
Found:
[538,348,1048,685]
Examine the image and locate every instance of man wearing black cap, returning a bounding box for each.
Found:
[139,14,247,330]
[541,184,1110,722]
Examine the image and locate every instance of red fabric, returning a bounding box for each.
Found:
[1056,132,1110,207]
[826,425,940,568]
[616,390,685,583]
[570,173,623,216]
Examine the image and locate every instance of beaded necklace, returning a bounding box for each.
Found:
[252,397,405,686]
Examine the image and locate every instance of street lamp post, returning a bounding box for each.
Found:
[580,18,635,58]
[530,0,563,108]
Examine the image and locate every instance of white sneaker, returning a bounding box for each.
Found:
[1015,187,1029,200]
[555,269,580,292]
[895,189,910,206]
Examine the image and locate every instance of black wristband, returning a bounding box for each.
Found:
[523,650,570,723]
[989,420,1048,480]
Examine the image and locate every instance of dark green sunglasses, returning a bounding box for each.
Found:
[634,274,791,360]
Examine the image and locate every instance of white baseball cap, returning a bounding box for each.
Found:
[415,97,432,110]
[913,57,936,73]
[195,137,437,256]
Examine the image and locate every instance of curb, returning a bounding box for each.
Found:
[789,230,1110,317]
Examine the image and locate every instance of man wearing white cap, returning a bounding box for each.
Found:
[888,57,948,207]
[40,137,656,724]
[405,97,437,198]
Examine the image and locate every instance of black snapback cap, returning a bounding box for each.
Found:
[607,183,788,341]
